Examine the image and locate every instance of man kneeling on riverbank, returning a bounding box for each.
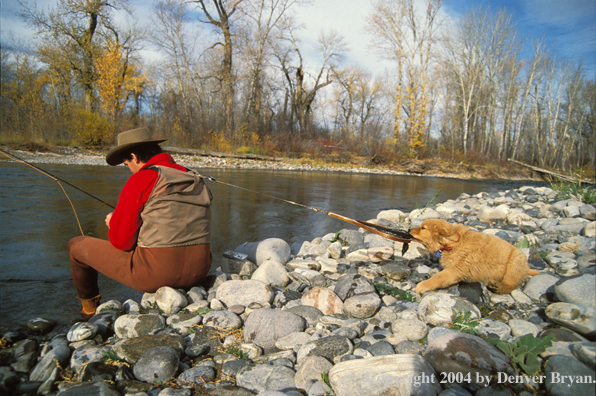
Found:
[68,128,213,319]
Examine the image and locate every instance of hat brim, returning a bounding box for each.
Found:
[106,139,167,166]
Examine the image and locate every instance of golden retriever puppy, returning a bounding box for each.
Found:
[410,219,539,294]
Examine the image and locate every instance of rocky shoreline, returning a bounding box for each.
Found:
[1,184,595,396]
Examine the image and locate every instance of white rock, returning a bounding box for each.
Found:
[418,294,481,326]
[391,319,428,342]
[377,209,407,224]
[508,319,539,337]
[155,286,188,315]
[583,221,596,238]
[250,259,290,287]
[329,355,442,396]
[367,246,394,263]
[215,280,275,307]
[67,322,98,342]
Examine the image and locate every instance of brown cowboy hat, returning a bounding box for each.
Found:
[105,128,167,166]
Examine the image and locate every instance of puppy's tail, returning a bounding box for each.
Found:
[528,269,541,276]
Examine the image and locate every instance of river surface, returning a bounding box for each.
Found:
[0,162,541,330]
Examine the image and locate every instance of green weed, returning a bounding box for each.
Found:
[225,345,249,360]
[449,310,481,335]
[373,282,417,302]
[551,180,596,204]
[489,333,555,375]
[100,349,129,367]
[321,372,332,389]
[514,237,530,249]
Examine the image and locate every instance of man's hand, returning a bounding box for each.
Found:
[105,212,113,229]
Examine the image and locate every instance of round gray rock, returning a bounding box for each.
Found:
[522,274,559,302]
[177,366,216,385]
[545,302,596,338]
[294,356,333,390]
[334,274,375,301]
[235,364,296,394]
[343,293,381,319]
[202,310,242,330]
[243,308,306,353]
[545,355,596,396]
[133,346,180,383]
[296,335,353,365]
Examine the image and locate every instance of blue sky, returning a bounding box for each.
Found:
[293,0,596,78]
[442,0,596,76]
[2,0,595,78]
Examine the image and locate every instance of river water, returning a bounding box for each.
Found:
[0,162,540,331]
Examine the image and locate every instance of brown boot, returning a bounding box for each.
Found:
[77,295,101,321]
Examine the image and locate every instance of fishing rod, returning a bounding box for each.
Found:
[0,148,115,209]
[1,148,416,249]
[0,148,116,236]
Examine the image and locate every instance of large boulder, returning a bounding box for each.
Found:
[425,332,516,386]
[328,355,442,396]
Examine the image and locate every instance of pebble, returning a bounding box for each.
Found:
[2,184,595,396]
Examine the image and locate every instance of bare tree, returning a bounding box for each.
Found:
[237,0,302,130]
[440,10,486,155]
[274,29,345,137]
[510,39,548,160]
[367,0,443,157]
[191,0,244,134]
[150,0,214,139]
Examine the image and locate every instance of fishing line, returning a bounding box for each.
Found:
[0,148,115,236]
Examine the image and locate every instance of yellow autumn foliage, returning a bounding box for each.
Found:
[69,107,113,147]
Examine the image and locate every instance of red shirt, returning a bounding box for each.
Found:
[108,153,187,250]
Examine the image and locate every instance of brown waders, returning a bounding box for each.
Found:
[69,236,212,318]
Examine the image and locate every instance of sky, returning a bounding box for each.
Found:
[2,0,595,78]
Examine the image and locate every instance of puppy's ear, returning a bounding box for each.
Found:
[437,222,460,244]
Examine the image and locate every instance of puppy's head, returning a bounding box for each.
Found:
[410,219,460,253]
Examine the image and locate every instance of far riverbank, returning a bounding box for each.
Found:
[0,145,555,183]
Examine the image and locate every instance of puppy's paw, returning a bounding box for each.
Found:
[415,280,432,295]
[487,282,498,293]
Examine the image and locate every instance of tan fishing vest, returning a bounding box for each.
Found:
[137,166,212,248]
